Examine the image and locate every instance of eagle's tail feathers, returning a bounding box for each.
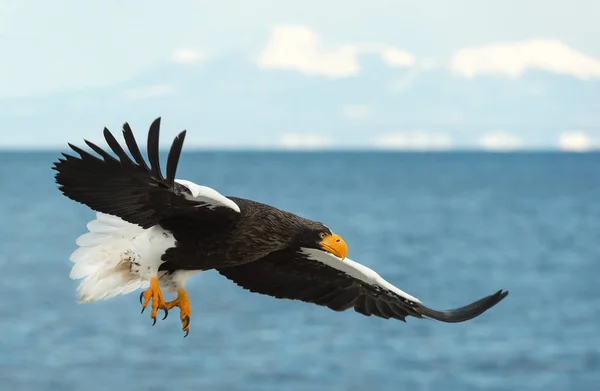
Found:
[68,212,174,303]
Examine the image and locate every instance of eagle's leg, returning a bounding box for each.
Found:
[165,289,191,337]
[140,277,168,325]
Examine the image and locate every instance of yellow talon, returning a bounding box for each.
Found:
[140,277,167,325]
[165,289,191,337]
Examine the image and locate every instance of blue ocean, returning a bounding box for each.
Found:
[0,151,598,391]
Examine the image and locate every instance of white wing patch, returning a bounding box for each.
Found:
[300,248,421,304]
[69,212,177,302]
[175,179,240,213]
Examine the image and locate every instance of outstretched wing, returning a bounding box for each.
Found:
[52,117,240,229]
[217,248,508,323]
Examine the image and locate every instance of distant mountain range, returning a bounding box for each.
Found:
[2,54,599,149]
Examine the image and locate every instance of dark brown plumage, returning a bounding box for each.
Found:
[52,117,508,336]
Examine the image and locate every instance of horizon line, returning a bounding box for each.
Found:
[1,146,599,153]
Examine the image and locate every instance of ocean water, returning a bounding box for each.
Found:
[0,151,598,391]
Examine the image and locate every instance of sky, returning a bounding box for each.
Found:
[1,0,599,150]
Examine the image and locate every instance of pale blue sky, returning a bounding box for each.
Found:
[1,0,599,150]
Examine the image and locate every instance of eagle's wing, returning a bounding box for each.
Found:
[217,248,508,322]
[52,117,240,229]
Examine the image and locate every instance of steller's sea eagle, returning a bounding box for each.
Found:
[52,117,508,337]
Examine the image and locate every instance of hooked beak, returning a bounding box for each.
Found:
[319,233,348,260]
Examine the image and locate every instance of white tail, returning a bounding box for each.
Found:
[69,212,176,303]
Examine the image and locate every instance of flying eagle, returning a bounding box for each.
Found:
[53,118,508,337]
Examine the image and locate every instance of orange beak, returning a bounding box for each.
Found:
[319,233,348,260]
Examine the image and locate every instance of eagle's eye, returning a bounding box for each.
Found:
[319,232,327,239]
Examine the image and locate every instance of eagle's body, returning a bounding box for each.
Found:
[159,195,328,271]
[53,118,508,337]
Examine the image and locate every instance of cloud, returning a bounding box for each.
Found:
[479,131,524,151]
[359,43,415,67]
[121,84,175,100]
[380,47,415,67]
[451,39,600,79]
[257,25,415,77]
[171,49,206,64]
[558,131,596,151]
[280,133,331,150]
[257,25,359,77]
[341,105,373,119]
[374,132,453,150]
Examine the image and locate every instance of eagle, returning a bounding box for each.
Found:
[52,117,508,337]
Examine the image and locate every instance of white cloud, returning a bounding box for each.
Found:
[257,25,415,77]
[257,25,359,77]
[122,84,175,100]
[280,133,331,150]
[341,105,373,119]
[558,131,596,151]
[171,49,206,64]
[374,132,453,150]
[360,44,415,67]
[480,131,524,151]
[451,39,600,79]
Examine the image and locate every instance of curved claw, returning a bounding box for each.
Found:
[138,277,166,322]
[182,316,190,338]
[140,292,147,313]
[161,306,169,320]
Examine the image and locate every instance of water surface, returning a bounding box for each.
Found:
[0,151,598,390]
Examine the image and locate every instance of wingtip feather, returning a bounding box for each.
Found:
[121,122,150,170]
[416,289,509,323]
[147,116,164,180]
[165,130,187,185]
